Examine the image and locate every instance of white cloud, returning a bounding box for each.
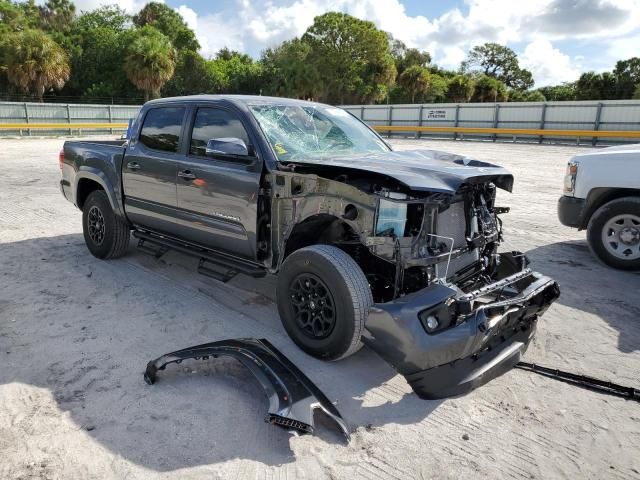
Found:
[520,39,581,86]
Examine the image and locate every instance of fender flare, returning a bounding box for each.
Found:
[75,168,125,218]
[144,338,350,440]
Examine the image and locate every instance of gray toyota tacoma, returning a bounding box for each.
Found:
[60,95,559,399]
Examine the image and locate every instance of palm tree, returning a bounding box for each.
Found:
[4,29,70,102]
[398,65,431,103]
[124,26,176,101]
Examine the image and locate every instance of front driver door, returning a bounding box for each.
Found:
[175,105,262,260]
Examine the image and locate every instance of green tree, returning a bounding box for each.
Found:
[398,65,431,103]
[133,2,199,52]
[633,84,640,99]
[462,43,534,90]
[38,0,75,32]
[613,57,640,99]
[261,39,315,98]
[74,5,130,32]
[472,74,508,102]
[0,0,40,34]
[213,49,263,94]
[390,38,431,75]
[537,83,576,101]
[425,73,448,102]
[447,75,475,102]
[508,89,546,102]
[302,12,396,104]
[164,50,226,96]
[124,26,176,101]
[575,71,616,100]
[3,29,70,101]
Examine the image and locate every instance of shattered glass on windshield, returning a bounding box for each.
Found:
[249,104,389,161]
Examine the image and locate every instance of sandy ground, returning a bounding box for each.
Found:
[0,137,639,480]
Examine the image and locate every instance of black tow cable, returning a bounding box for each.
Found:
[515,362,640,403]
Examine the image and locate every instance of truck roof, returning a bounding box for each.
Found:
[145,94,325,108]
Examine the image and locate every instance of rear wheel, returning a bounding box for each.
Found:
[277,245,373,361]
[587,197,640,270]
[82,190,130,259]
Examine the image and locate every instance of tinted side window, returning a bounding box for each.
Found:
[190,108,249,157]
[139,107,185,153]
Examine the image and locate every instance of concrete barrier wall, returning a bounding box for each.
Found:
[342,100,640,145]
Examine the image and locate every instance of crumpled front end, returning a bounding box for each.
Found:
[362,253,560,399]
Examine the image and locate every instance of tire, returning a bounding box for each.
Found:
[586,196,640,270]
[277,245,373,361]
[82,190,130,259]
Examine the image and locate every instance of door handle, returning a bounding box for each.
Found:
[127,162,141,171]
[178,170,196,180]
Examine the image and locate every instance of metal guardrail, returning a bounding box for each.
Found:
[0,122,128,129]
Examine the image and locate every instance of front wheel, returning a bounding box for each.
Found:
[587,197,640,270]
[277,245,373,361]
[82,190,130,259]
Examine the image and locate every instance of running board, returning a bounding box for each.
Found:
[133,231,266,280]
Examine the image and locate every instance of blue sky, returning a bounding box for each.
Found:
[71,0,640,87]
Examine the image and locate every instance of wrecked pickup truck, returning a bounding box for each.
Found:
[59,95,559,399]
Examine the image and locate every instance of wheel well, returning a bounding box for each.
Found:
[283,215,359,259]
[76,179,104,210]
[583,188,640,228]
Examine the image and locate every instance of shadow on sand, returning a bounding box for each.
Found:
[0,233,441,472]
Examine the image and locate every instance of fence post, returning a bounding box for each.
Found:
[360,105,364,120]
[24,102,30,137]
[416,104,423,139]
[66,104,72,135]
[454,104,460,140]
[108,105,113,135]
[387,105,393,138]
[592,102,603,146]
[492,103,500,142]
[538,103,547,144]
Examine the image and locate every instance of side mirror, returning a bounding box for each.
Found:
[206,137,252,158]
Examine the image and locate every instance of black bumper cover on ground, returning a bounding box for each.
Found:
[363,268,560,399]
[144,338,350,440]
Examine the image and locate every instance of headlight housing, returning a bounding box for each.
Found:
[563,160,579,194]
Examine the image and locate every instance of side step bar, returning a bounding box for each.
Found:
[133,230,266,282]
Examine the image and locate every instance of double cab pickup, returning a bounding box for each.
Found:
[60,95,559,399]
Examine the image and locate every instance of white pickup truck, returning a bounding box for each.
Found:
[558,144,640,270]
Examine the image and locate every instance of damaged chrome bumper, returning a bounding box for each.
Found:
[144,338,350,440]
[362,267,560,399]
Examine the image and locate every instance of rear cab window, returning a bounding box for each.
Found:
[189,107,250,157]
[139,107,185,153]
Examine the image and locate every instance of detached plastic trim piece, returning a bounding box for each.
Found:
[144,338,350,440]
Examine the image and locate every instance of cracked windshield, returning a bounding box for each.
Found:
[249,104,390,161]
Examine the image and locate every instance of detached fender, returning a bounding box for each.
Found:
[144,338,350,440]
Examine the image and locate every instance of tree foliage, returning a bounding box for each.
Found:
[133,2,199,52]
[302,12,396,104]
[398,65,430,103]
[447,75,475,103]
[124,25,176,101]
[3,28,70,101]
[463,42,533,90]
[1,1,639,104]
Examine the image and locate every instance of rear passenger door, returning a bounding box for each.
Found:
[175,105,262,259]
[122,106,185,233]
